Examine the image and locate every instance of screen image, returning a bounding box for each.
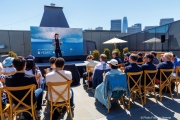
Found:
[30,27,83,57]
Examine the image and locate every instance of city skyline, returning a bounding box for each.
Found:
[122,17,128,33]
[0,0,179,30]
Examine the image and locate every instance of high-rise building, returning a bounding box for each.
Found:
[127,26,141,33]
[134,23,142,31]
[111,19,121,31]
[95,27,103,30]
[144,26,158,31]
[160,18,174,26]
[122,17,128,33]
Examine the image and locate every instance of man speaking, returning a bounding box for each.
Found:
[52,33,62,57]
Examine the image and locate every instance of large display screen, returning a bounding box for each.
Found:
[30,27,83,57]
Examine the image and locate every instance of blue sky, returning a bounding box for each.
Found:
[0,0,179,30]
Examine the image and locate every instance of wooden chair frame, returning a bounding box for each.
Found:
[108,91,126,113]
[46,81,73,120]
[35,74,41,88]
[142,70,158,105]
[137,62,144,65]
[127,71,144,109]
[0,88,10,120]
[85,66,95,89]
[4,84,37,120]
[172,66,180,97]
[159,69,174,101]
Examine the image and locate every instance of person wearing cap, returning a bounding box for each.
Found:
[25,55,35,61]
[137,52,143,63]
[124,54,142,88]
[2,57,16,73]
[52,33,63,58]
[141,54,157,85]
[95,59,128,108]
[112,51,122,64]
[150,51,159,64]
[124,53,130,67]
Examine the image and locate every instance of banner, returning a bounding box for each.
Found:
[30,26,83,57]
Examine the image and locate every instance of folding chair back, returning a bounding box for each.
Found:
[143,70,158,105]
[0,88,10,120]
[4,84,36,120]
[126,71,143,109]
[159,69,174,101]
[46,81,73,120]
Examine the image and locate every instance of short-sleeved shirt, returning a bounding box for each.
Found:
[5,73,37,105]
[125,63,142,88]
[156,61,174,81]
[141,62,157,85]
[46,70,72,102]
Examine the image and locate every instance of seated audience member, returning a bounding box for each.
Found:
[124,53,131,67]
[47,57,56,72]
[92,54,110,78]
[94,59,128,108]
[0,62,4,79]
[25,55,35,60]
[83,55,98,85]
[141,54,157,85]
[171,54,180,79]
[137,52,143,62]
[2,57,16,72]
[5,56,43,117]
[155,52,173,84]
[124,54,142,88]
[46,58,75,108]
[25,59,45,90]
[160,54,164,62]
[112,51,122,64]
[150,51,159,64]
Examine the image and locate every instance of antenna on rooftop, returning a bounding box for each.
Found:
[50,3,55,7]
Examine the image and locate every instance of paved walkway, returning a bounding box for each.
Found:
[41,79,180,120]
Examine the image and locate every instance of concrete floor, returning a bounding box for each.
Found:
[40,79,180,120]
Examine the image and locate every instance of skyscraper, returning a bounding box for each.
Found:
[111,19,121,31]
[127,26,141,33]
[160,18,174,26]
[134,23,141,31]
[122,17,128,33]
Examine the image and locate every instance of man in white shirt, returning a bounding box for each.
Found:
[92,54,110,78]
[46,58,75,108]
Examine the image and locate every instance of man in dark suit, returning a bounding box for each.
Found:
[112,51,122,64]
[125,54,142,88]
[52,33,62,57]
[124,53,130,67]
[137,52,143,62]
[141,54,157,85]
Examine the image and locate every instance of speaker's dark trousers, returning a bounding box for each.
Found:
[55,48,62,58]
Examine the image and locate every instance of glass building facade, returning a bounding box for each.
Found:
[118,20,180,57]
[122,17,128,33]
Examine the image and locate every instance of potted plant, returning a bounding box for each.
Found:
[8,51,17,58]
[112,48,120,58]
[92,50,100,60]
[123,47,129,55]
[103,48,110,59]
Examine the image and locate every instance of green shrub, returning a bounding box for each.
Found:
[112,48,120,57]
[92,50,100,60]
[8,51,17,58]
[123,47,129,55]
[103,48,110,59]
